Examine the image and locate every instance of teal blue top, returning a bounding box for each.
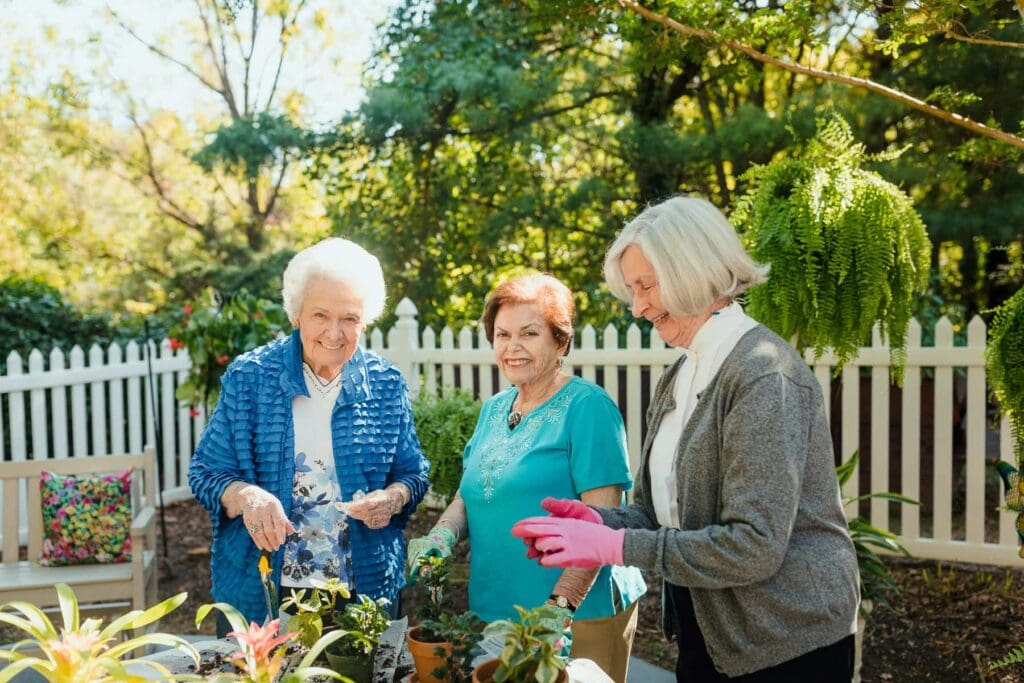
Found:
[461,376,646,622]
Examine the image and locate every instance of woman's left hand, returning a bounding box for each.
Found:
[344,488,403,529]
[512,516,626,568]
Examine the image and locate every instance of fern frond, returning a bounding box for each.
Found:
[732,113,930,383]
[989,643,1024,671]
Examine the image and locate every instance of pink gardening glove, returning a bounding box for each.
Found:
[511,516,625,569]
[522,497,604,559]
[540,497,603,524]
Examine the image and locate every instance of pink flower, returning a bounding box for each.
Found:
[228,619,295,679]
[169,338,185,351]
[217,354,230,366]
[184,304,193,315]
[189,408,200,418]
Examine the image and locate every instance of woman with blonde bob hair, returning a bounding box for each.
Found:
[514,196,860,681]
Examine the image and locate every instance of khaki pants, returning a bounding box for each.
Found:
[569,599,639,683]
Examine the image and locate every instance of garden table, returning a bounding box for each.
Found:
[122,617,614,682]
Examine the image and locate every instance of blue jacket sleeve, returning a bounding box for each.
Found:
[187,366,252,523]
[386,381,430,524]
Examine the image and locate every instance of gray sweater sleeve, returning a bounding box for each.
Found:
[622,371,813,588]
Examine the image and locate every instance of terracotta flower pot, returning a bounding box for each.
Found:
[406,625,453,683]
[471,658,500,683]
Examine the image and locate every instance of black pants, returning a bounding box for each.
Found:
[668,582,854,682]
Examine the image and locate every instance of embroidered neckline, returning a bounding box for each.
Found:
[302,364,342,398]
[477,379,578,501]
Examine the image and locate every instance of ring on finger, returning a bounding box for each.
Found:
[249,522,263,534]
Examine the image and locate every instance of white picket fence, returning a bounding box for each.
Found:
[0,298,1018,566]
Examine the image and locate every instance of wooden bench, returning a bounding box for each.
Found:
[0,449,158,617]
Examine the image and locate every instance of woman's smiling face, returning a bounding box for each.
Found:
[492,302,564,391]
[619,244,707,348]
[297,276,365,380]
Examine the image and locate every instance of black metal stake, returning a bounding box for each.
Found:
[143,319,175,578]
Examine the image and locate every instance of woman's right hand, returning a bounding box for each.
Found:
[235,483,295,552]
[406,525,457,583]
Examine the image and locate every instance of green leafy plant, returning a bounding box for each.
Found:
[0,583,197,682]
[837,451,919,615]
[327,595,391,658]
[169,288,290,410]
[481,604,567,683]
[987,286,1024,462]
[279,578,353,648]
[412,390,482,504]
[732,114,932,383]
[990,644,1024,673]
[420,612,483,683]
[414,554,453,636]
[195,601,344,683]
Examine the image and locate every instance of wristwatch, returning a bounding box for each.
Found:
[547,594,577,613]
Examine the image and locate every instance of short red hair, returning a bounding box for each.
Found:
[481,274,574,355]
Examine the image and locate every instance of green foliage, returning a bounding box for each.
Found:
[0,583,197,682]
[0,277,116,366]
[482,604,568,683]
[414,555,453,633]
[412,390,482,504]
[986,286,1024,461]
[837,451,920,616]
[279,578,353,648]
[193,113,316,182]
[421,611,483,683]
[733,114,932,383]
[327,595,391,658]
[990,643,1024,672]
[169,289,290,410]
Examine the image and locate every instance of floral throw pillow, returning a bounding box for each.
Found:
[39,467,134,566]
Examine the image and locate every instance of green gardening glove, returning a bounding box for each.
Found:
[406,525,457,585]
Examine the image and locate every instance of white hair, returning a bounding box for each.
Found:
[281,238,387,325]
[603,196,769,317]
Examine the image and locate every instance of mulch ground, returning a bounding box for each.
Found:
[19,498,1024,681]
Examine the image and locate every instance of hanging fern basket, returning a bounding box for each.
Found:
[731,115,931,383]
[987,286,1024,462]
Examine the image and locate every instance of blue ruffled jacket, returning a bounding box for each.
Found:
[188,330,430,623]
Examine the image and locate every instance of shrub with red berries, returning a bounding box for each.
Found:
[169,289,289,411]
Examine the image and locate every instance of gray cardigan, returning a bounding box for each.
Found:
[598,325,859,676]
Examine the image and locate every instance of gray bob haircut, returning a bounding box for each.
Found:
[603,196,769,317]
[282,237,387,325]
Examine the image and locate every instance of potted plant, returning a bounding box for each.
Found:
[279,577,353,648]
[417,612,483,683]
[837,451,919,683]
[322,594,392,683]
[196,600,346,682]
[731,113,932,384]
[472,604,568,683]
[406,554,455,683]
[0,582,198,682]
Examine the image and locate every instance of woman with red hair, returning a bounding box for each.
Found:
[407,273,645,682]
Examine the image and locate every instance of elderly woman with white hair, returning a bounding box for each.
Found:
[514,196,860,681]
[189,237,430,631]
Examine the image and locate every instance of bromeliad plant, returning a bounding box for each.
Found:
[195,602,345,683]
[0,583,197,682]
[169,289,289,411]
[731,113,932,384]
